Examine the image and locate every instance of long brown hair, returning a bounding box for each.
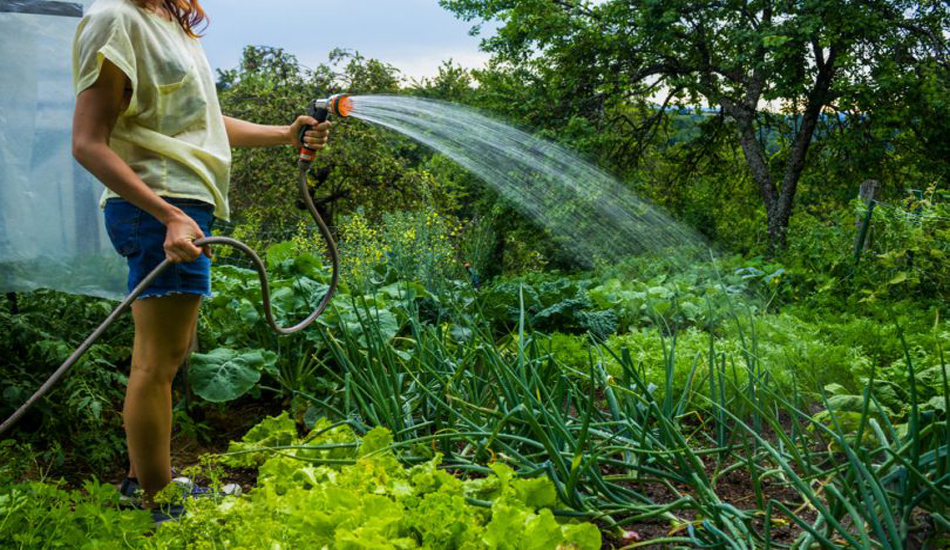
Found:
[137,0,208,37]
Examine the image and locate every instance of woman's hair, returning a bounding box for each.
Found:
[136,0,208,37]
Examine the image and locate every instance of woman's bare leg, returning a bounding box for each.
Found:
[126,321,199,481]
[124,294,201,506]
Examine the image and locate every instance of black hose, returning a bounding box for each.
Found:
[0,162,339,435]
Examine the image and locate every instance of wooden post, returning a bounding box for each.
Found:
[853,179,878,265]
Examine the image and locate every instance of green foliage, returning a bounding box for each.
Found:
[455,209,498,282]
[779,186,950,304]
[188,348,276,403]
[0,291,130,471]
[221,411,301,468]
[217,46,463,245]
[0,416,603,549]
[196,244,464,409]
[547,303,945,413]
[479,274,601,335]
[198,234,947,426]
[379,209,463,293]
[198,252,408,406]
[3,12,948,546]
[412,60,478,104]
[2,249,947,547]
[854,188,950,302]
[0,478,152,548]
[338,206,464,294]
[477,255,788,337]
[306,282,949,548]
[199,260,329,403]
[151,417,601,549]
[441,0,950,250]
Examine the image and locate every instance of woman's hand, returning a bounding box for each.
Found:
[163,210,208,263]
[222,116,332,149]
[289,116,331,150]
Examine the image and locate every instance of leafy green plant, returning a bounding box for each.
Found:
[297,282,949,547]
[198,244,385,403]
[150,416,602,549]
[0,290,131,471]
[0,478,152,548]
[188,348,277,403]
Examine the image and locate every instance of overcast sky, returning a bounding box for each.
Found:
[198,0,491,81]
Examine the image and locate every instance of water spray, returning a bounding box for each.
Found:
[0,95,352,436]
[346,95,704,264]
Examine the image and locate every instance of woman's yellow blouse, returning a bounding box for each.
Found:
[73,0,232,220]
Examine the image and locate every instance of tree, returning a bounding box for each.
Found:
[440,0,950,251]
[217,47,456,235]
[411,60,477,103]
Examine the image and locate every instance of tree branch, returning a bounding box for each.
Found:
[775,44,842,225]
[551,0,599,20]
[811,38,826,69]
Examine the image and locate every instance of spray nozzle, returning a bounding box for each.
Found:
[299,93,352,163]
[314,93,353,119]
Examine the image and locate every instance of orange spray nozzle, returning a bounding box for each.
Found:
[314,93,353,119]
[299,93,353,163]
[330,94,353,118]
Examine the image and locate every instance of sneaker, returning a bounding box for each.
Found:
[118,476,163,508]
[173,476,242,499]
[150,503,186,525]
[118,476,141,507]
[119,474,242,510]
[118,473,196,506]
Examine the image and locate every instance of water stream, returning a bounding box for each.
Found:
[348,95,706,267]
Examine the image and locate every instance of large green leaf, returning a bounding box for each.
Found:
[265,241,296,270]
[511,477,556,509]
[271,278,330,318]
[378,281,431,301]
[320,300,401,346]
[223,411,299,467]
[188,348,265,403]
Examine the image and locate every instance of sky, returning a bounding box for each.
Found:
[198,0,492,81]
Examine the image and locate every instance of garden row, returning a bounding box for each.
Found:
[1,239,947,547]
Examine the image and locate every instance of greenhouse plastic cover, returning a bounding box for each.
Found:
[0,0,126,299]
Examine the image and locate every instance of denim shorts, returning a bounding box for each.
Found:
[104,197,216,299]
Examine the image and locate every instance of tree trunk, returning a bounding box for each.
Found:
[724,79,838,251]
[718,39,840,253]
[728,107,787,251]
[767,205,791,251]
[768,54,838,251]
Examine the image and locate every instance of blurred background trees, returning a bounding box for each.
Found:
[217,0,948,292]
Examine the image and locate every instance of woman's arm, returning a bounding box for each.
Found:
[72,58,207,263]
[223,115,330,149]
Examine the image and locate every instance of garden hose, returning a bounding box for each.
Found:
[0,95,351,436]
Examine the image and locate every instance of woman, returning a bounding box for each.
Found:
[71,0,329,518]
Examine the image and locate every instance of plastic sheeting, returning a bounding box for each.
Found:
[0,0,126,299]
